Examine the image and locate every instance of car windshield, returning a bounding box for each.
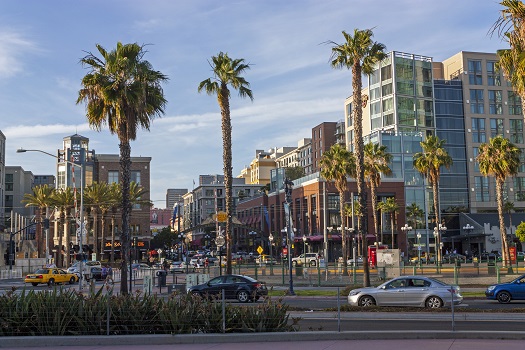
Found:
[34,269,48,274]
[425,277,448,286]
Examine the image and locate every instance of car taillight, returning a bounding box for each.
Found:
[447,288,457,294]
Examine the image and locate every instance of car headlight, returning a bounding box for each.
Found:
[487,285,496,292]
[349,290,360,296]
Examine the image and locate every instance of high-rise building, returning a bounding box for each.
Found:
[166,188,187,210]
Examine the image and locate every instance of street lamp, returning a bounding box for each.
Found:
[302,235,307,267]
[178,233,184,262]
[401,224,412,261]
[18,148,85,291]
[463,223,474,258]
[268,233,274,275]
[283,177,295,295]
[416,232,422,269]
[433,229,438,265]
[434,223,446,266]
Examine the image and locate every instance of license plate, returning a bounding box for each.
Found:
[29,276,36,279]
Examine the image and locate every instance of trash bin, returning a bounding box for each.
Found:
[488,261,496,275]
[156,270,167,287]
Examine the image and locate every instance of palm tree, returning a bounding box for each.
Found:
[477,136,521,269]
[84,182,111,260]
[504,200,516,238]
[364,142,392,247]
[406,203,424,229]
[320,144,356,276]
[328,28,386,287]
[52,187,75,267]
[378,197,399,249]
[77,42,168,294]
[413,135,452,265]
[22,184,55,258]
[129,181,152,260]
[198,52,253,275]
[344,200,362,256]
[107,182,122,264]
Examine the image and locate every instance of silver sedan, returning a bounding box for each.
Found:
[348,275,463,308]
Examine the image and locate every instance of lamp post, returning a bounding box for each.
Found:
[18,148,85,291]
[434,223,446,266]
[302,236,307,267]
[463,223,473,258]
[178,233,184,262]
[283,177,295,295]
[432,230,438,265]
[401,224,412,262]
[416,232,422,269]
[268,233,274,275]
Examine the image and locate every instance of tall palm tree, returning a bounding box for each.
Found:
[107,182,122,264]
[320,144,356,276]
[406,203,424,229]
[364,142,392,247]
[413,135,452,265]
[477,136,521,269]
[328,28,386,287]
[52,187,75,267]
[84,182,111,260]
[22,184,56,258]
[504,200,516,237]
[198,52,253,275]
[344,200,362,256]
[378,197,399,249]
[77,42,168,294]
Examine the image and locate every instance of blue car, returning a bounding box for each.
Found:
[485,274,525,303]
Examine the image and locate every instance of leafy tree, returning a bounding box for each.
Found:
[320,144,356,275]
[477,136,521,269]
[285,166,305,181]
[516,221,525,242]
[22,185,56,258]
[328,28,386,287]
[364,142,392,247]
[77,42,168,294]
[84,182,111,260]
[150,226,174,250]
[413,135,452,265]
[198,52,253,274]
[378,197,399,249]
[52,188,75,267]
[406,203,424,229]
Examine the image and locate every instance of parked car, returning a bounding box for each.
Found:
[347,275,463,308]
[292,253,321,267]
[485,274,525,303]
[347,256,363,266]
[188,274,268,302]
[255,254,277,265]
[67,260,102,274]
[85,267,106,281]
[170,261,196,273]
[24,268,79,286]
[442,253,466,264]
[132,263,151,271]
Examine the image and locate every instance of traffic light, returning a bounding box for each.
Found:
[43,219,50,229]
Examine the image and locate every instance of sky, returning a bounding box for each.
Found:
[0,0,510,208]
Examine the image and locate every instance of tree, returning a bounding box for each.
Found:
[504,200,516,237]
[84,182,111,260]
[77,42,168,294]
[516,221,525,242]
[364,142,392,248]
[108,182,121,264]
[285,166,305,181]
[413,135,452,265]
[52,187,75,267]
[198,52,253,275]
[477,136,521,269]
[406,203,424,229]
[328,28,386,287]
[378,197,399,249]
[320,144,356,276]
[22,184,56,258]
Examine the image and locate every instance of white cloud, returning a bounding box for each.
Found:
[0,30,38,78]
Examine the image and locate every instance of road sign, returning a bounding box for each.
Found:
[257,246,263,255]
[216,211,228,222]
[215,235,226,247]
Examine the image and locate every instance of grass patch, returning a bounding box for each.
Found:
[268,290,339,297]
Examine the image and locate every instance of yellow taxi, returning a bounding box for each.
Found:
[24,268,79,286]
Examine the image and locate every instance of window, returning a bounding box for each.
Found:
[486,61,501,86]
[508,91,522,115]
[471,118,486,143]
[515,177,525,201]
[510,119,524,143]
[469,89,484,114]
[490,118,504,138]
[131,171,141,185]
[473,147,480,172]
[108,171,119,184]
[488,90,503,114]
[520,149,525,173]
[475,176,489,202]
[468,60,482,85]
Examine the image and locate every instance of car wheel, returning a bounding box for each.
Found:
[496,291,512,303]
[48,279,55,286]
[237,290,250,303]
[69,277,76,284]
[310,260,316,267]
[31,283,38,286]
[425,296,443,308]
[358,295,376,307]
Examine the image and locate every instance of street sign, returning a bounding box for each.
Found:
[215,235,226,247]
[257,246,263,255]
[216,211,228,222]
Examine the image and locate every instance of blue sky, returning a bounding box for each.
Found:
[1,0,508,208]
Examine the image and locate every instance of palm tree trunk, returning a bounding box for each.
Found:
[220,85,234,275]
[391,215,395,249]
[496,179,512,270]
[339,190,348,276]
[93,210,99,259]
[100,213,106,261]
[371,183,379,247]
[119,141,131,295]
[65,211,71,267]
[432,180,441,264]
[111,215,116,264]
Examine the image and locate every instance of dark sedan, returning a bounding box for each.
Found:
[188,274,268,302]
[485,274,525,303]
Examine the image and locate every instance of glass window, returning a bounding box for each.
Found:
[473,147,480,172]
[510,119,524,144]
[468,60,482,85]
[514,177,525,201]
[470,89,484,114]
[488,90,503,115]
[508,91,522,115]
[471,118,486,143]
[490,118,504,138]
[131,171,141,185]
[520,149,525,173]
[381,65,392,81]
[475,176,490,202]
[108,171,119,184]
[486,61,501,86]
